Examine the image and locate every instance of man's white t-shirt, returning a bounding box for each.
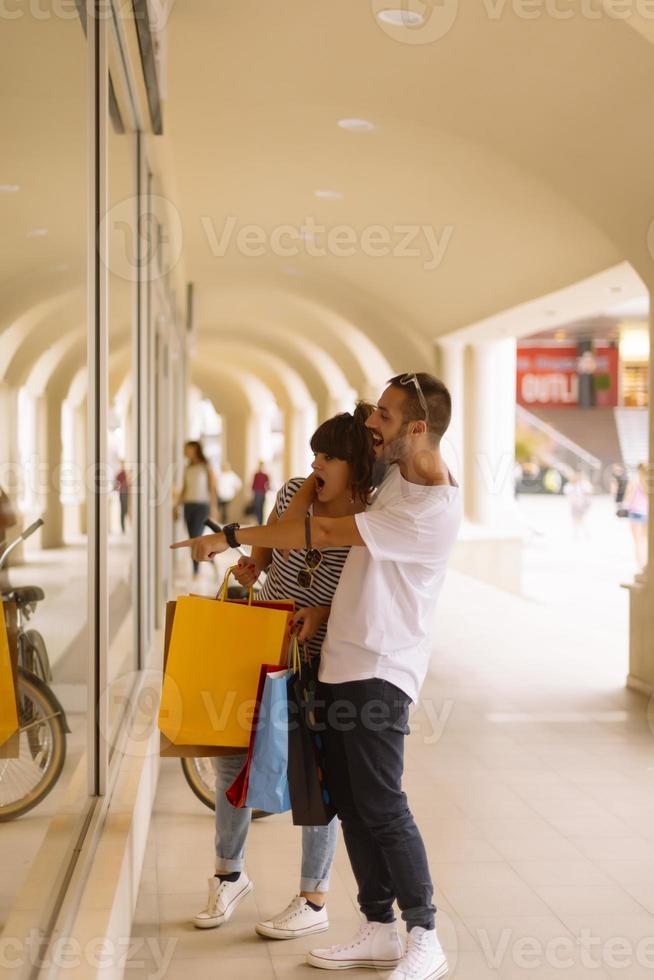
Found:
[319,463,462,703]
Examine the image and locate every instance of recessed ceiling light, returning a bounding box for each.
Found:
[27,227,48,238]
[376,8,425,26]
[0,183,19,193]
[337,118,376,132]
[314,190,343,200]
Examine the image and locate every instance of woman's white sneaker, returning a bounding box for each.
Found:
[307,918,403,970]
[192,874,253,929]
[388,926,448,980]
[256,895,329,939]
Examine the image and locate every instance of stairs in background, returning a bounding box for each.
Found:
[614,408,649,470]
[526,407,624,471]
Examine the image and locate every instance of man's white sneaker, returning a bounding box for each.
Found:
[256,895,329,939]
[192,874,253,929]
[307,918,403,970]
[388,927,448,980]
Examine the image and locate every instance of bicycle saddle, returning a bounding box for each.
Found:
[2,585,45,605]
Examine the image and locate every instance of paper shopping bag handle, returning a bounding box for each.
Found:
[217,565,254,605]
[287,635,301,674]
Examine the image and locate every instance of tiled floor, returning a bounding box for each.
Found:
[128,499,654,979]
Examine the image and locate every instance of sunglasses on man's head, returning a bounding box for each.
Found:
[399,372,429,421]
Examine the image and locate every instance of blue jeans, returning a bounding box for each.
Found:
[253,490,266,525]
[213,753,339,893]
[183,502,211,573]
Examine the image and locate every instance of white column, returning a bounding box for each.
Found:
[285,404,317,480]
[36,393,65,548]
[225,412,257,516]
[0,384,24,570]
[626,299,654,693]
[0,384,21,518]
[436,341,465,487]
[74,402,88,537]
[464,339,518,528]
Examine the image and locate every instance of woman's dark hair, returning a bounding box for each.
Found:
[185,440,208,465]
[310,402,375,504]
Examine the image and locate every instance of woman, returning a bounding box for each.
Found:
[174,441,218,576]
[192,404,375,941]
[625,462,649,575]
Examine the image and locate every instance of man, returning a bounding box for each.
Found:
[172,373,461,980]
[114,461,129,534]
[251,461,270,525]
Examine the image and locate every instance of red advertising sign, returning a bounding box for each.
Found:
[516,345,619,408]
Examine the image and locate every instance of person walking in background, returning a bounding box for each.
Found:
[611,464,629,514]
[251,461,270,525]
[216,460,242,525]
[625,462,649,575]
[114,461,130,534]
[174,441,219,576]
[564,470,593,538]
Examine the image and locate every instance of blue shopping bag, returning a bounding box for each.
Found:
[245,667,292,813]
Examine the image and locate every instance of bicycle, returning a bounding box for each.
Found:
[0,519,71,821]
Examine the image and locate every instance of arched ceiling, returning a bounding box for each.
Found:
[163,0,654,366]
[191,364,277,418]
[200,322,354,411]
[194,333,313,412]
[3,2,654,431]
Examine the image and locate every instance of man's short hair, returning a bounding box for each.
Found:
[388,373,452,441]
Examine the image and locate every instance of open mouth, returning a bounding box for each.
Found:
[371,433,384,449]
[315,475,326,492]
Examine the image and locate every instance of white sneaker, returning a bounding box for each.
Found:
[192,874,253,929]
[388,926,448,980]
[256,895,329,939]
[307,917,403,970]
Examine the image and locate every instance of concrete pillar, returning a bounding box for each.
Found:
[436,341,465,487]
[326,389,359,419]
[36,392,65,548]
[285,404,317,480]
[224,412,258,516]
[0,385,22,519]
[626,300,654,694]
[74,402,88,536]
[0,383,22,578]
[464,339,518,528]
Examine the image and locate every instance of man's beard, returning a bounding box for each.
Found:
[379,427,411,466]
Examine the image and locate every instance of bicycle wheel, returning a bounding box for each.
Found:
[180,757,270,819]
[0,669,67,821]
[19,629,52,682]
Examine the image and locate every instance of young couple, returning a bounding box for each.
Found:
[172,372,462,980]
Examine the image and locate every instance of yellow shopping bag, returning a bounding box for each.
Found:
[0,601,19,750]
[158,567,294,750]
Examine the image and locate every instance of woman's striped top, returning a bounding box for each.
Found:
[257,477,350,659]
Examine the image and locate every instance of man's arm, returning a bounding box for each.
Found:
[171,514,365,562]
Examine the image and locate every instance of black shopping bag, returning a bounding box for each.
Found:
[287,651,336,827]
